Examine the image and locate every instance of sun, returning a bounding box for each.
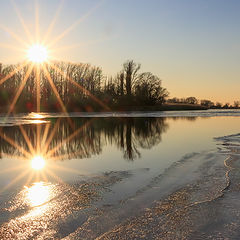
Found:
[31,156,46,170]
[27,44,48,63]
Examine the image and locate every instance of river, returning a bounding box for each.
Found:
[0,110,239,239]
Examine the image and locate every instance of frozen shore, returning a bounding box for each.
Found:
[95,134,240,239]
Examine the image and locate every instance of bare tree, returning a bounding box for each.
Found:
[186,97,198,105]
[234,101,240,108]
[200,99,214,108]
[135,72,168,105]
[123,60,141,97]
[215,102,222,108]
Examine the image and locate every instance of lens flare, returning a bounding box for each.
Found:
[31,156,45,170]
[27,44,48,63]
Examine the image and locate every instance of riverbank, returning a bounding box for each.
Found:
[116,103,207,111]
[0,103,207,113]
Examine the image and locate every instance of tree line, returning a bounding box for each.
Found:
[0,59,237,112]
[167,97,240,109]
[0,60,168,112]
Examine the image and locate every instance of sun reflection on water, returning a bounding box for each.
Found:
[27,182,51,207]
[30,119,47,124]
[30,113,45,118]
[19,181,58,220]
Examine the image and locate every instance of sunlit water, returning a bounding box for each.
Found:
[0,110,240,239]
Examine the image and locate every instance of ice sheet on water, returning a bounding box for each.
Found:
[1,109,240,126]
[215,133,240,154]
[215,133,240,142]
[4,109,240,120]
[0,117,48,126]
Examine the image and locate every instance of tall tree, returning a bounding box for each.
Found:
[123,60,141,97]
[120,72,124,96]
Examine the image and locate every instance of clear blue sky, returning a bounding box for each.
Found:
[0,0,240,103]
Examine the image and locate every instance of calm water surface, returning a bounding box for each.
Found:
[0,110,240,239]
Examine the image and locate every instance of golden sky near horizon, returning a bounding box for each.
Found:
[0,0,239,104]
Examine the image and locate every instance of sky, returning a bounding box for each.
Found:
[0,0,239,104]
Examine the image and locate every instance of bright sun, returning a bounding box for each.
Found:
[31,156,46,170]
[27,44,48,63]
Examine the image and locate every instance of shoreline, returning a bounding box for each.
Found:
[2,103,240,114]
[0,103,208,114]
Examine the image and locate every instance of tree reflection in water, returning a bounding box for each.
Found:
[0,117,169,163]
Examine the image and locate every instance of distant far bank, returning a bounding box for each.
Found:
[111,103,208,111]
[0,103,208,113]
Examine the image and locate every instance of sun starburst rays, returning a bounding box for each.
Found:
[0,128,32,159]
[0,0,107,63]
[42,0,65,46]
[0,24,29,48]
[0,0,111,193]
[6,63,34,118]
[45,119,92,159]
[0,61,28,86]
[42,64,68,114]
[35,0,40,43]
[10,0,34,44]
[47,0,105,48]
[19,125,35,156]
[50,62,111,111]
[0,0,110,117]
[0,117,91,192]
